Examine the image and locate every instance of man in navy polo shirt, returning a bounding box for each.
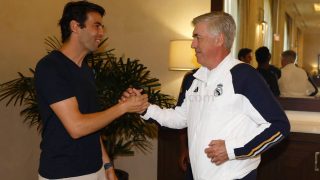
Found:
[35,1,148,179]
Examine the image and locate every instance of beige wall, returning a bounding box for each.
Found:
[0,0,210,180]
[0,1,68,180]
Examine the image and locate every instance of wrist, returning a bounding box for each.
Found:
[118,102,127,114]
[140,108,147,116]
[104,162,113,170]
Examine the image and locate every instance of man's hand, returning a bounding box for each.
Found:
[120,93,149,113]
[105,167,118,180]
[178,129,189,172]
[120,88,143,102]
[204,140,229,165]
[120,88,148,114]
[178,147,190,171]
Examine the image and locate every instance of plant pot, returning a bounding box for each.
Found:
[115,169,129,180]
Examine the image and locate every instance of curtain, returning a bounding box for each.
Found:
[224,0,238,58]
[237,0,250,50]
[264,0,273,50]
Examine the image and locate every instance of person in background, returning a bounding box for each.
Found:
[34,1,148,179]
[238,48,253,64]
[255,46,280,96]
[125,12,290,180]
[269,64,281,80]
[178,69,197,180]
[278,50,318,97]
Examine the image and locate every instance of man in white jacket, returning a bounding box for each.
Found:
[126,12,290,180]
[278,50,318,97]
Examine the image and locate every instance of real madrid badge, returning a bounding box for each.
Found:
[214,83,223,97]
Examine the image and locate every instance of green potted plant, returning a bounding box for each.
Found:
[0,37,175,179]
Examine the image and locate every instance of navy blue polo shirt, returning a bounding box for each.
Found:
[35,50,102,179]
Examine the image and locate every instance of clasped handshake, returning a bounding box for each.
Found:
[119,87,149,114]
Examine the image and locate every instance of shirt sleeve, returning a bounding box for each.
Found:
[35,59,74,105]
[141,102,188,129]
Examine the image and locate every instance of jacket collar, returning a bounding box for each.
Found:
[193,53,233,85]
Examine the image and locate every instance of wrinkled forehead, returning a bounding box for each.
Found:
[193,22,216,36]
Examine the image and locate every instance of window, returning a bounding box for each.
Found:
[283,13,292,51]
[264,0,273,50]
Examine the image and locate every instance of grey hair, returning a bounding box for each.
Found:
[281,50,296,62]
[192,12,236,50]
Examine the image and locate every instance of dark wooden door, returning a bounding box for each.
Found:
[258,133,320,180]
[157,128,185,180]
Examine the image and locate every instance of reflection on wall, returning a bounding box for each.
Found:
[282,0,320,75]
[235,0,319,72]
[303,32,320,75]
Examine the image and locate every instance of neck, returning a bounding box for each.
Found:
[284,61,294,67]
[258,63,269,69]
[59,40,89,67]
[207,49,230,70]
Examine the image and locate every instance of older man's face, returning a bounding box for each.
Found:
[191,22,221,69]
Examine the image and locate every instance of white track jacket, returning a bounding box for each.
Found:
[142,54,290,180]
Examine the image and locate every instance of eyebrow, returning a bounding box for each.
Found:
[94,22,104,27]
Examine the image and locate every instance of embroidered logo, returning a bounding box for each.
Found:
[194,87,198,92]
[214,84,223,97]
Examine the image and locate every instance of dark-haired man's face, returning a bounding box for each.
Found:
[78,12,105,52]
[242,53,252,64]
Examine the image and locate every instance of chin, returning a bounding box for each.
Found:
[89,47,98,52]
[197,59,204,66]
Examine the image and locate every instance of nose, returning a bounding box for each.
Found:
[100,30,104,36]
[191,39,197,49]
[98,27,105,36]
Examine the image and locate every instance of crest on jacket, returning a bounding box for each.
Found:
[214,83,223,97]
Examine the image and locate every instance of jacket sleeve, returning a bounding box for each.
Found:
[141,70,197,129]
[229,64,290,160]
[141,103,188,129]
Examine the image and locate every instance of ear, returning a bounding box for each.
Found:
[215,33,224,46]
[70,20,80,33]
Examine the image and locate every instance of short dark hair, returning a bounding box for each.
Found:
[238,48,252,60]
[255,46,271,64]
[281,50,296,61]
[58,1,105,43]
